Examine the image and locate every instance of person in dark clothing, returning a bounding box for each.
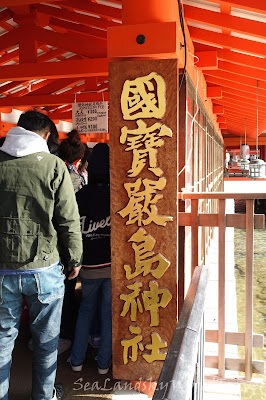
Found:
[69,143,112,375]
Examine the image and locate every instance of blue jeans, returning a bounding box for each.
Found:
[70,278,112,369]
[0,264,65,400]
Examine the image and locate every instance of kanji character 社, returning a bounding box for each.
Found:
[121,325,144,364]
[142,332,167,363]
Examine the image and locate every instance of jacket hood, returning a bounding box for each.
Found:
[0,126,50,157]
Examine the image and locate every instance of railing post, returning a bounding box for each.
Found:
[218,199,226,377]
[245,199,254,380]
[191,199,199,277]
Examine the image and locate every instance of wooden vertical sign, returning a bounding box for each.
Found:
[109,59,178,381]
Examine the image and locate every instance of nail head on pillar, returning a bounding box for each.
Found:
[136,34,146,44]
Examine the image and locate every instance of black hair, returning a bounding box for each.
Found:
[58,129,85,164]
[78,144,92,173]
[87,143,110,184]
[17,110,51,135]
[47,120,59,155]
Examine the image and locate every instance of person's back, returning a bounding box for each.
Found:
[69,143,112,375]
[0,110,83,400]
[76,183,110,274]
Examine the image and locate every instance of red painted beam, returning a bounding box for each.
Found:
[0,58,108,81]
[0,28,19,53]
[195,51,218,70]
[59,0,122,21]
[207,86,222,99]
[204,0,266,15]
[36,4,119,29]
[189,26,266,58]
[49,17,107,40]
[217,116,226,123]
[33,26,107,58]
[217,49,266,72]
[0,92,109,107]
[0,0,63,4]
[218,60,266,82]
[213,105,224,114]
[184,4,266,39]
[122,0,178,24]
[219,123,227,129]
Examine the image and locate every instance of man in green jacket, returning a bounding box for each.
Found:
[0,110,83,400]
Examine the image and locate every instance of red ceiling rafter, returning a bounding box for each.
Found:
[0,92,109,107]
[0,58,108,81]
[9,80,55,98]
[205,70,266,91]
[0,28,19,53]
[32,25,107,58]
[204,0,266,15]
[57,0,122,21]
[49,17,107,40]
[35,4,119,29]
[0,0,63,5]
[217,49,266,72]
[215,93,266,111]
[28,78,83,96]
[0,9,14,23]
[0,81,28,95]
[217,60,266,82]
[189,26,266,58]
[184,5,266,39]
[0,21,15,32]
[0,50,19,65]
[204,75,266,97]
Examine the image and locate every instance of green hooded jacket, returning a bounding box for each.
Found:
[0,127,83,271]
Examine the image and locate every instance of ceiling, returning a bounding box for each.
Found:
[0,0,265,140]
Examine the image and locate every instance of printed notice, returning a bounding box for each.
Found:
[72,101,108,133]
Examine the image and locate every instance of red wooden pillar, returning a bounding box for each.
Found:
[108,0,180,383]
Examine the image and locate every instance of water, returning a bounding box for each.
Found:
[234,202,266,398]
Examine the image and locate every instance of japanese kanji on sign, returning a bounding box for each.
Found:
[110,59,179,381]
[72,101,108,133]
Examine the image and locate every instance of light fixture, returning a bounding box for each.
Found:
[238,117,250,172]
[248,80,265,179]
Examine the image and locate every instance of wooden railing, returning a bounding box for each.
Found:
[179,192,265,381]
[153,265,208,400]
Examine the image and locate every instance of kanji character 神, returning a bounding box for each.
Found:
[120,282,143,321]
[120,280,172,327]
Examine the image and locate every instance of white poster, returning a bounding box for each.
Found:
[72,101,108,133]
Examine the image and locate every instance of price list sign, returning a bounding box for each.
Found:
[72,101,108,133]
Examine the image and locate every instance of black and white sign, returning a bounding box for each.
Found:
[72,101,108,133]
